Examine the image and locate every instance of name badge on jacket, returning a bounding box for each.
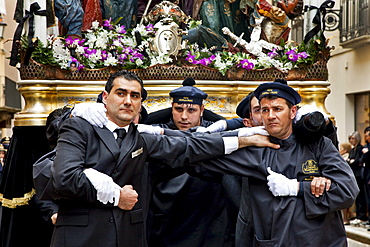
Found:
[132,147,143,158]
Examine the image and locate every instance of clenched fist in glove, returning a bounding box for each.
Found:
[84,168,121,205]
[267,167,299,196]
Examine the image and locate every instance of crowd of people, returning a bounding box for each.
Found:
[0,71,360,247]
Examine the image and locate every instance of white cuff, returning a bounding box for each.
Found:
[222,137,239,154]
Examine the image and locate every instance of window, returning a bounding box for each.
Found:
[355,93,370,136]
[340,0,370,46]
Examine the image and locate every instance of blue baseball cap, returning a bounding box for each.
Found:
[254,81,301,105]
[169,78,207,105]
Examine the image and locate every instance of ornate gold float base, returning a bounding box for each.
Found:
[14,80,332,126]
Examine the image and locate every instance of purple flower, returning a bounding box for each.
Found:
[146,24,154,32]
[298,52,308,59]
[117,25,126,34]
[268,49,279,58]
[101,50,108,60]
[78,39,86,46]
[118,53,128,61]
[103,18,113,30]
[285,50,298,62]
[186,54,197,64]
[239,59,254,70]
[122,47,133,54]
[200,58,213,66]
[65,36,79,47]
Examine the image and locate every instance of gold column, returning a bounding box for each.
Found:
[14,80,333,126]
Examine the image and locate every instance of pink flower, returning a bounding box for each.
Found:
[285,50,298,62]
[238,59,254,70]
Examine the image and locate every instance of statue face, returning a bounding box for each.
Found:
[157,30,178,55]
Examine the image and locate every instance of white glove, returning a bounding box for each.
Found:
[238,126,269,137]
[72,103,108,128]
[83,168,121,206]
[196,120,227,133]
[267,167,298,196]
[136,124,163,135]
[294,105,329,123]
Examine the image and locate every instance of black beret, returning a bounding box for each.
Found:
[254,81,301,105]
[169,77,207,105]
[236,92,253,118]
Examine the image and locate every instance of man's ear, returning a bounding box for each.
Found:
[291,105,298,120]
[200,104,205,117]
[102,91,109,105]
[243,118,253,127]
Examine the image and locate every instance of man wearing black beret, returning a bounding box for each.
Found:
[195,81,359,246]
[146,78,235,247]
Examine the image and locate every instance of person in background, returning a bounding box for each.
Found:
[339,142,355,225]
[347,131,367,225]
[0,145,6,180]
[361,126,370,226]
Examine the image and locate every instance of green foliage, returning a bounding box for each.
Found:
[20,36,58,65]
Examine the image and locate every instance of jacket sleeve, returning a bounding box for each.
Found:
[225,118,244,130]
[193,147,268,181]
[51,118,98,203]
[301,139,359,218]
[142,132,226,168]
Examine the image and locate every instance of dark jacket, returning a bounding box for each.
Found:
[50,117,225,247]
[148,119,233,247]
[197,135,359,247]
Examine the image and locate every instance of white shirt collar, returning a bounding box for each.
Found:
[106,120,130,133]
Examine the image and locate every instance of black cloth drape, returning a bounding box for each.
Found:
[0,126,55,247]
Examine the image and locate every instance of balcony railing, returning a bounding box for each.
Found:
[340,0,370,46]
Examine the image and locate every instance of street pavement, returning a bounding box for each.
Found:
[347,223,370,246]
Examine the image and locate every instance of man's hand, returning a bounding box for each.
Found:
[118,185,138,210]
[136,124,163,135]
[310,177,331,197]
[267,167,299,196]
[196,120,227,133]
[294,105,329,123]
[71,103,107,128]
[238,135,280,149]
[51,213,58,225]
[238,126,269,137]
[83,168,121,205]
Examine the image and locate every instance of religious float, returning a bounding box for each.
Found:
[10,0,334,126]
[0,2,336,245]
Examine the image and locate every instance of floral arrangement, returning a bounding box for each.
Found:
[20,19,330,76]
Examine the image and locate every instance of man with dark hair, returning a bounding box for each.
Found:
[50,70,276,247]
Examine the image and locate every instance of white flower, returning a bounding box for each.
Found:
[135,59,144,66]
[104,54,118,66]
[91,20,100,30]
[132,24,148,37]
[75,46,85,54]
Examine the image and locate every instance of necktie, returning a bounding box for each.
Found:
[114,129,126,147]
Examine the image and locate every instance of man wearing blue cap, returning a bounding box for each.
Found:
[147,78,235,247]
[194,81,359,246]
